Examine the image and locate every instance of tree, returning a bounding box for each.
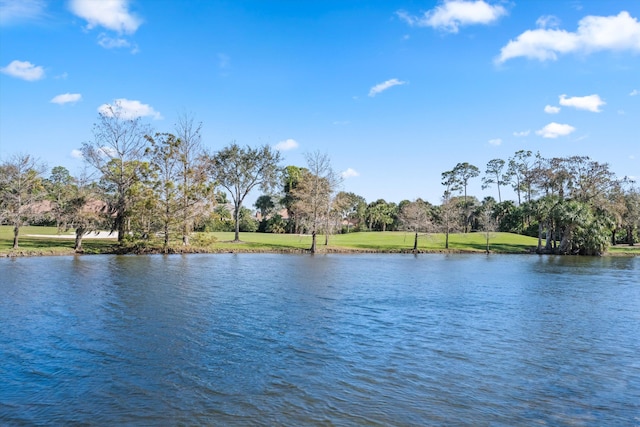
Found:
[622,186,640,246]
[442,162,479,232]
[398,199,433,252]
[366,199,397,231]
[266,213,287,233]
[63,172,108,252]
[280,165,306,233]
[81,103,151,242]
[482,158,507,203]
[174,113,211,245]
[255,194,277,232]
[290,152,341,253]
[0,154,47,249]
[255,195,275,218]
[45,166,74,230]
[435,195,461,249]
[145,132,182,250]
[505,150,533,205]
[206,143,282,241]
[478,198,498,254]
[333,191,366,232]
[237,206,259,232]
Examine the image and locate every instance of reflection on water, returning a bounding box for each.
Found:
[1,254,639,426]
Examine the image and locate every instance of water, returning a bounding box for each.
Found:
[1,254,639,426]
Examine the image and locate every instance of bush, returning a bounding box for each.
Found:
[191,233,218,247]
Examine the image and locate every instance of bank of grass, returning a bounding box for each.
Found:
[607,244,640,256]
[2,226,639,256]
[0,226,117,256]
[208,231,540,253]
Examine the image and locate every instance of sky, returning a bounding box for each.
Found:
[1,0,639,206]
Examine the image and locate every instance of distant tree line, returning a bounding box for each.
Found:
[1,106,639,255]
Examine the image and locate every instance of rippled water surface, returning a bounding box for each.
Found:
[1,254,639,426]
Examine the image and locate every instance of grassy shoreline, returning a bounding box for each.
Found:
[1,226,639,257]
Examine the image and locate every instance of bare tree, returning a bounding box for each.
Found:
[291,152,341,253]
[81,102,151,242]
[398,199,433,252]
[478,199,498,254]
[174,113,211,245]
[0,154,47,249]
[207,143,282,241]
[437,195,462,250]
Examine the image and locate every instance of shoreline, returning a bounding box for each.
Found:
[2,245,638,257]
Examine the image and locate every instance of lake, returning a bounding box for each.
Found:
[1,254,639,426]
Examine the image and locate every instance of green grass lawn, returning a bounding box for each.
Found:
[0,226,117,255]
[607,244,640,256]
[2,225,638,256]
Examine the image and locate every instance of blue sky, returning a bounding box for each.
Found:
[1,0,639,205]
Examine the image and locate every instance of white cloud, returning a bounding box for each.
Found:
[397,0,507,33]
[497,11,640,63]
[369,78,406,97]
[0,59,44,81]
[536,122,576,138]
[488,138,502,146]
[50,93,82,105]
[630,89,639,96]
[544,105,561,114]
[70,149,83,159]
[99,146,118,157]
[536,15,561,29]
[559,94,605,112]
[341,168,360,178]
[98,99,163,120]
[69,0,141,34]
[0,0,46,25]
[97,33,130,49]
[513,130,530,137]
[274,138,299,151]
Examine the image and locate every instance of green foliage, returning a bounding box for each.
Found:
[266,214,287,233]
[190,232,218,247]
[207,143,282,241]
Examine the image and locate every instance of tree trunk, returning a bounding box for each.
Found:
[182,223,190,246]
[13,225,19,249]
[74,227,85,252]
[445,230,449,249]
[116,213,125,242]
[234,201,241,241]
[413,232,418,252]
[536,222,543,253]
[310,231,317,253]
[545,222,553,252]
